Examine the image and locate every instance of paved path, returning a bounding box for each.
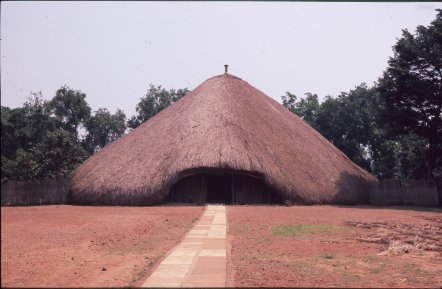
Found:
[141,205,226,287]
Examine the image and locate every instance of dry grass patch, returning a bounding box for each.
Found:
[345,217,442,255]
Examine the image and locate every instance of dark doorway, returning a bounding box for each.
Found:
[206,174,232,204]
[165,169,283,204]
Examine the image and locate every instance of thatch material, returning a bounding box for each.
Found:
[70,73,377,205]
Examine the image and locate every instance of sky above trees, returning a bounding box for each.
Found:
[1,2,441,117]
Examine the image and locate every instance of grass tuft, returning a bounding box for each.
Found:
[272,224,349,237]
[321,254,335,259]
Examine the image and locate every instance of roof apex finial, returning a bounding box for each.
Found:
[224,64,228,74]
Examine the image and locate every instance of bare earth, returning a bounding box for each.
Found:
[2,204,441,288]
[227,205,442,288]
[1,205,203,288]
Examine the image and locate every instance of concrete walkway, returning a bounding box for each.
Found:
[142,205,226,287]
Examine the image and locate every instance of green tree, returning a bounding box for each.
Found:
[48,85,91,139]
[314,84,383,171]
[1,89,89,181]
[282,84,426,178]
[12,129,88,180]
[1,92,57,180]
[85,108,127,153]
[281,92,320,128]
[1,106,22,162]
[37,129,88,178]
[128,84,189,129]
[378,9,442,179]
[13,148,41,180]
[372,132,426,179]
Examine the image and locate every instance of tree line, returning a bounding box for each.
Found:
[283,10,441,181]
[1,85,187,181]
[1,10,440,182]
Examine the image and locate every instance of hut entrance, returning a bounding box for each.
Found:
[206,174,232,204]
[164,169,282,204]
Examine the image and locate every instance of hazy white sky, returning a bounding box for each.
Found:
[1,1,441,117]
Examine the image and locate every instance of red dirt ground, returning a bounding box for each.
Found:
[226,205,442,288]
[1,205,203,288]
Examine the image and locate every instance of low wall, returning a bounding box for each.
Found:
[1,178,69,206]
[369,179,439,206]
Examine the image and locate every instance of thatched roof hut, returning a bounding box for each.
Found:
[69,73,377,205]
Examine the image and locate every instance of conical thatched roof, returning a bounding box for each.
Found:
[70,73,377,205]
